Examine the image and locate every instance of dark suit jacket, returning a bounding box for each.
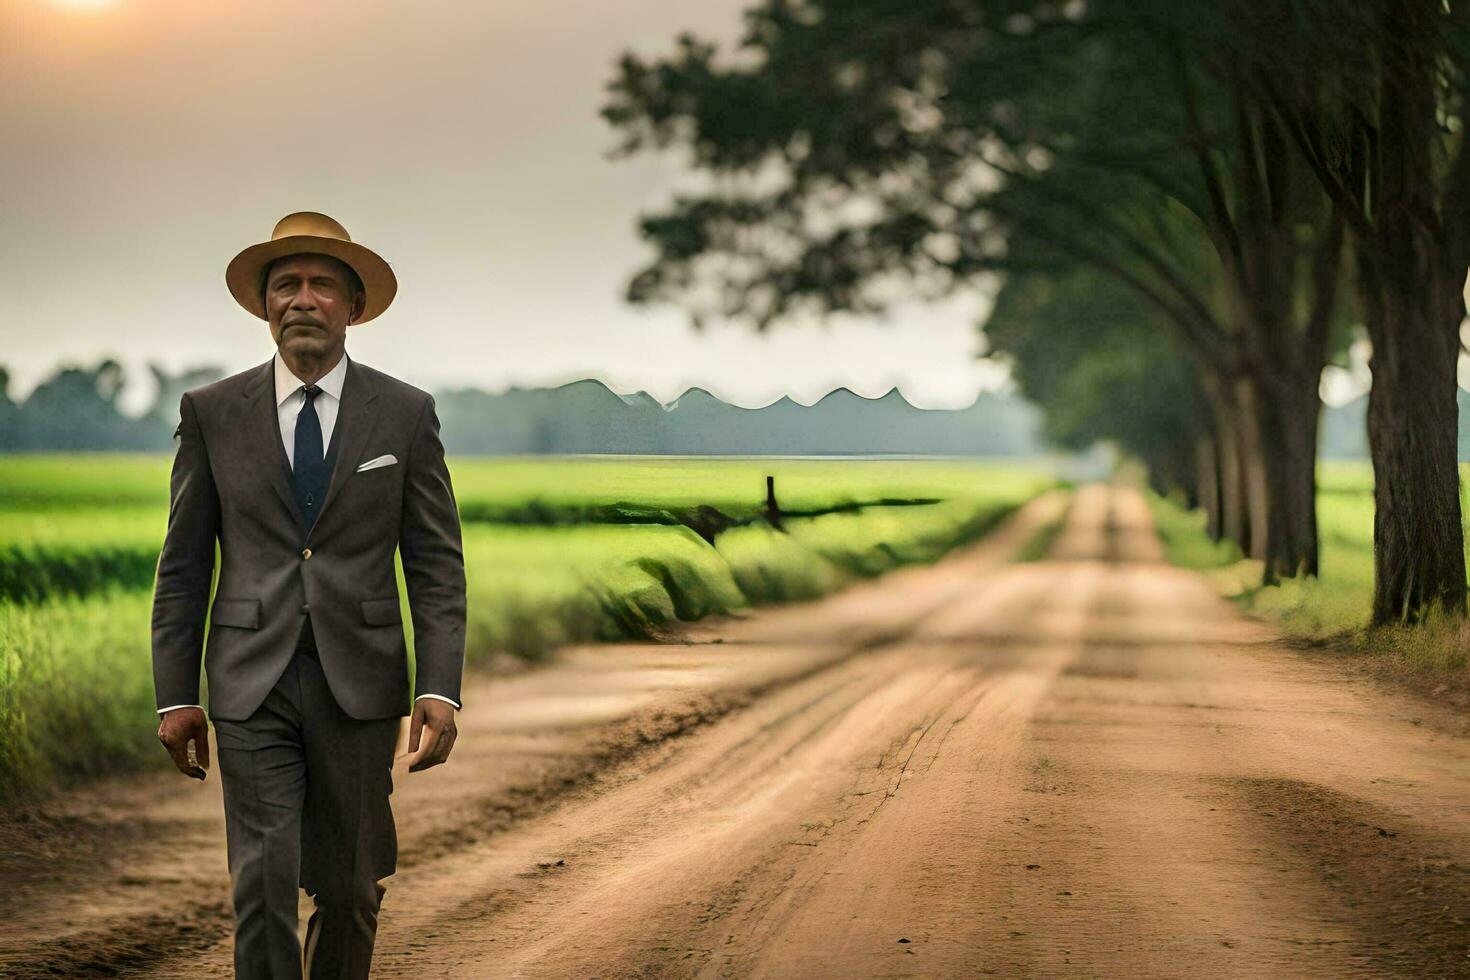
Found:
[150,353,467,721]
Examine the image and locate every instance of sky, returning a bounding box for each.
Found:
[0,0,1011,415]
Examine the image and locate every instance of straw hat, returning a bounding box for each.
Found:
[225,211,397,323]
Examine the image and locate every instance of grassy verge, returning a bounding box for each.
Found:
[1146,481,1470,702]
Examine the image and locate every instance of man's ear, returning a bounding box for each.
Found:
[351,290,366,324]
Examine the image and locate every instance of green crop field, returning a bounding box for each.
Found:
[0,454,1056,803]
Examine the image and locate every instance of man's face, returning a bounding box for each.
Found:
[264,253,365,359]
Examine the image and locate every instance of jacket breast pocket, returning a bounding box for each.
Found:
[212,597,261,629]
[361,596,402,627]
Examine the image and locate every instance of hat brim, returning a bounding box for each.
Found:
[225,235,397,323]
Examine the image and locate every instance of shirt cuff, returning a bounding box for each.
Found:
[414,693,461,710]
[158,704,203,714]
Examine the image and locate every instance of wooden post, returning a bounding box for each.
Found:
[764,475,783,530]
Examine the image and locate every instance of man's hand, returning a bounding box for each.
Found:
[157,706,210,780]
[406,698,457,772]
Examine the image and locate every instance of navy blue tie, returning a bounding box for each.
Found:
[292,384,329,533]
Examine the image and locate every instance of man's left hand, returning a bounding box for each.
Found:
[406,698,457,772]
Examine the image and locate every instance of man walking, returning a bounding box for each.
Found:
[151,211,467,978]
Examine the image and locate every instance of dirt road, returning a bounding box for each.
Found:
[3,484,1468,978]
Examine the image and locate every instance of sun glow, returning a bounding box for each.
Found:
[48,0,116,10]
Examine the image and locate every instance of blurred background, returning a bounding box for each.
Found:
[0,0,1013,421]
[4,0,1470,802]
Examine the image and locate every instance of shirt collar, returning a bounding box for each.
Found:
[274,348,349,407]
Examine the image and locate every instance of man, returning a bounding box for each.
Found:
[151,211,467,979]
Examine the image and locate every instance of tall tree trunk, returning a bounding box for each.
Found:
[1210,88,1338,584]
[1195,432,1223,542]
[1232,374,1272,563]
[1157,432,1202,509]
[1251,370,1323,582]
[1358,245,1466,624]
[1356,1,1468,625]
[1201,373,1249,554]
[1177,439,1201,510]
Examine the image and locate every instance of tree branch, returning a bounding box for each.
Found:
[1172,36,1245,270]
[1254,73,1374,237]
[988,159,1227,351]
[989,197,1233,373]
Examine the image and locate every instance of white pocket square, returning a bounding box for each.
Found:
[356,453,398,472]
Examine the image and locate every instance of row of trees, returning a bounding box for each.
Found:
[603,0,1470,625]
[0,361,221,452]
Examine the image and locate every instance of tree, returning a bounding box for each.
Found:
[984,263,1217,522]
[0,367,19,450]
[603,0,1350,583]
[5,358,170,451]
[1218,0,1470,624]
[144,361,226,430]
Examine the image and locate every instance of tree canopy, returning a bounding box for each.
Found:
[605,0,1470,623]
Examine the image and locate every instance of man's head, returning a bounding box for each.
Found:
[263,252,366,363]
[225,211,398,331]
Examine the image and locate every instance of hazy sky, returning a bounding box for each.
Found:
[1,0,1009,415]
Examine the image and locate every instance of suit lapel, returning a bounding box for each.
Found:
[243,358,302,527]
[310,354,381,540]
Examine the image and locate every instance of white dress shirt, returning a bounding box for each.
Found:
[158,349,460,714]
[276,346,347,469]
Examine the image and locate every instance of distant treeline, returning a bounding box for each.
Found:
[0,355,1451,459]
[0,360,221,452]
[0,356,1051,456]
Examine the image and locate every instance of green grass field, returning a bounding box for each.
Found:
[0,455,1047,603]
[0,454,1045,515]
[1147,460,1470,684]
[0,454,1055,803]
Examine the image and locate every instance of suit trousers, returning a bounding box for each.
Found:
[213,618,401,979]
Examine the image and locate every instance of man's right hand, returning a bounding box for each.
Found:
[157,707,210,780]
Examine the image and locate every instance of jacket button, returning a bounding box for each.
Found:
[300,603,310,613]
[302,547,313,560]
